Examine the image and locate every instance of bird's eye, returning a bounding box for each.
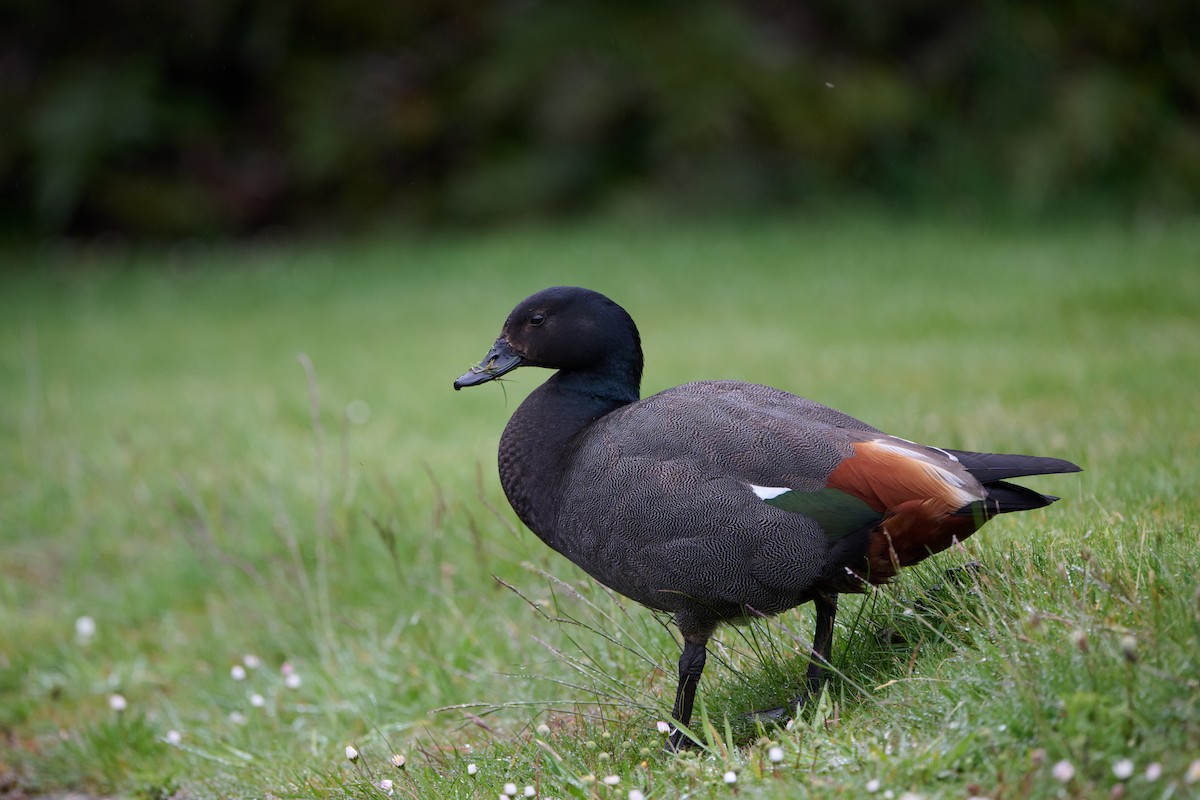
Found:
[530,314,546,327]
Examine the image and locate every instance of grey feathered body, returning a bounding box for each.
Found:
[499,378,883,628]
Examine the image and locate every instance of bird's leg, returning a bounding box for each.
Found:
[749,593,839,724]
[795,593,838,708]
[667,638,708,751]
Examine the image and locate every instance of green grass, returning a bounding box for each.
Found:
[2,214,1199,799]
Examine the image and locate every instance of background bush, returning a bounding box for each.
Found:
[3,0,1197,237]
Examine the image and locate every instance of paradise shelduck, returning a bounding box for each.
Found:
[453,286,1080,749]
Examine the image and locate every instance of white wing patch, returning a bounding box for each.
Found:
[896,436,960,462]
[872,439,934,460]
[750,484,791,500]
[931,446,959,462]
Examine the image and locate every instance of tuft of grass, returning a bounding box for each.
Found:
[2,213,1199,798]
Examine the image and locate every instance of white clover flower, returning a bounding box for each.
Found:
[75,616,96,643]
[628,791,646,800]
[723,771,737,784]
[603,775,620,785]
[229,711,246,725]
[1112,758,1134,780]
[281,661,295,675]
[345,745,360,762]
[656,721,670,734]
[230,664,247,681]
[768,746,784,763]
[1145,762,1162,781]
[523,786,535,797]
[866,778,881,793]
[504,782,518,796]
[250,693,265,708]
[379,778,394,795]
[285,672,302,689]
[1052,760,1075,782]
[1187,759,1200,784]
[108,693,127,712]
[467,763,478,776]
[165,729,182,745]
[536,723,552,737]
[243,654,261,669]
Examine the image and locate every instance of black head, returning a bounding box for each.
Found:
[453,286,643,394]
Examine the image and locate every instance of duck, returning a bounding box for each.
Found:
[453,286,1080,749]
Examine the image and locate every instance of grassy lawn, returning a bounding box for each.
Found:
[2,215,1198,799]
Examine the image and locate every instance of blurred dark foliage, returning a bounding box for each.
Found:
[1,0,1197,238]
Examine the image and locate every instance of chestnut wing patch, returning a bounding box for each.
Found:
[753,437,990,584]
[828,438,982,513]
[830,438,988,580]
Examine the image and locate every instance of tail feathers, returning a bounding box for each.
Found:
[944,449,1082,482]
[955,479,1060,518]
